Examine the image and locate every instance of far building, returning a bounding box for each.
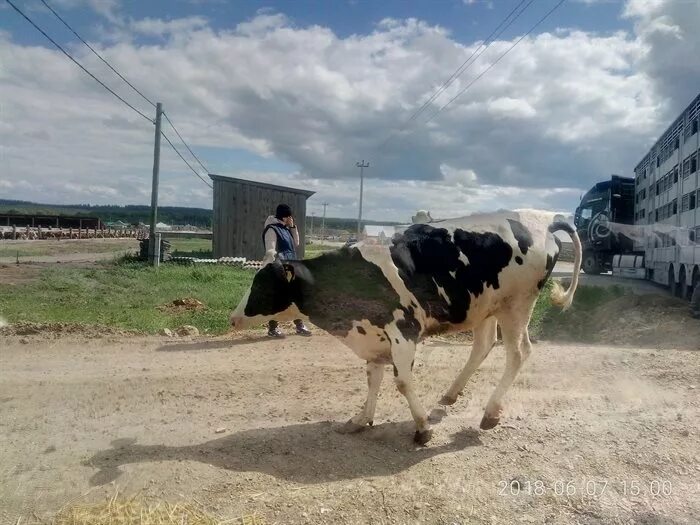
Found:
[210,174,315,260]
[362,224,396,244]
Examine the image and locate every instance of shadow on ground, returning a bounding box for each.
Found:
[85,421,482,486]
[155,337,261,352]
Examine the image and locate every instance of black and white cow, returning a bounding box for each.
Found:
[230,211,582,444]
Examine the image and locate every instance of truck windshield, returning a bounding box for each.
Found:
[575,200,607,229]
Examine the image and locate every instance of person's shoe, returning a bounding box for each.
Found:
[295,324,312,337]
[267,326,285,338]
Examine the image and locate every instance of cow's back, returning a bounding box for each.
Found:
[388,211,557,331]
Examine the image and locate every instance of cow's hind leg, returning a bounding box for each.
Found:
[439,316,498,405]
[339,361,385,433]
[388,334,431,445]
[480,308,531,430]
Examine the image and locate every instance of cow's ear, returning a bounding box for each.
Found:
[282,263,295,282]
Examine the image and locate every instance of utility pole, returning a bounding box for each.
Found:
[148,102,163,266]
[321,202,328,247]
[356,160,369,237]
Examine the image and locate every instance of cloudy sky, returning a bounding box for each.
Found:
[1,0,699,221]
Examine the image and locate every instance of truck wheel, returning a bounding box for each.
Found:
[669,268,677,297]
[691,272,700,318]
[678,270,687,300]
[582,252,600,275]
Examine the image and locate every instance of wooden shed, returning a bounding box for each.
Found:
[210,174,315,260]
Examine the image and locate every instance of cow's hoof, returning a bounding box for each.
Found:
[479,414,500,430]
[337,419,370,434]
[413,428,433,445]
[438,394,458,406]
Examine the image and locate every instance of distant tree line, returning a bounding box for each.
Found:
[0,200,213,228]
[0,199,402,230]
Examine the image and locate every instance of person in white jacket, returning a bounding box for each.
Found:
[262,204,312,338]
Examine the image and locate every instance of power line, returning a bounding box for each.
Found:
[39,0,211,185]
[423,0,566,125]
[4,0,153,123]
[161,131,213,189]
[8,0,213,190]
[39,0,156,108]
[404,0,530,125]
[162,112,210,175]
[378,0,535,149]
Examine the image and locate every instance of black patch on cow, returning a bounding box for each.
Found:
[379,336,386,342]
[396,306,421,342]
[390,224,513,325]
[284,247,403,337]
[395,338,399,344]
[411,360,414,370]
[356,326,367,335]
[537,236,562,290]
[393,364,398,377]
[507,219,534,255]
[244,261,293,317]
[515,256,523,265]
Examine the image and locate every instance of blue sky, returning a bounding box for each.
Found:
[1,0,698,221]
[4,1,630,46]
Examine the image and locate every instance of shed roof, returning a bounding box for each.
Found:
[209,174,316,197]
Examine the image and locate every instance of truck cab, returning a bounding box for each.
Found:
[574,175,636,274]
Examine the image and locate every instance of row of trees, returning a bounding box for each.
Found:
[0,200,212,228]
[0,200,402,230]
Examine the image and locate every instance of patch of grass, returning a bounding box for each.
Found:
[532,282,628,342]
[529,280,554,339]
[50,495,265,525]
[168,237,212,258]
[304,244,338,259]
[0,261,254,335]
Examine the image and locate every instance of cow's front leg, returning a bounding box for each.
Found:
[389,335,431,445]
[339,361,384,433]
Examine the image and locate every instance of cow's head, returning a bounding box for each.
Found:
[230,258,311,330]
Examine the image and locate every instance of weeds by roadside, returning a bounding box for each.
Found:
[0,261,254,335]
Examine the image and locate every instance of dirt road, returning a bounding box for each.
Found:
[0,238,138,265]
[1,332,698,524]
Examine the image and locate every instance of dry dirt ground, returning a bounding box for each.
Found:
[0,238,139,265]
[1,329,699,525]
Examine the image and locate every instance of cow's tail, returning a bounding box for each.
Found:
[548,221,581,310]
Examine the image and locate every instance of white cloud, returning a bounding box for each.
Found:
[623,0,700,113]
[487,97,537,119]
[440,164,478,186]
[51,0,120,23]
[0,0,697,221]
[130,16,209,37]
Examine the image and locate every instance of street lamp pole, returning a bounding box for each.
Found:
[356,160,369,237]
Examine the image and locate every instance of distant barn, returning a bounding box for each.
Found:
[362,224,396,245]
[0,213,101,229]
[210,174,315,260]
